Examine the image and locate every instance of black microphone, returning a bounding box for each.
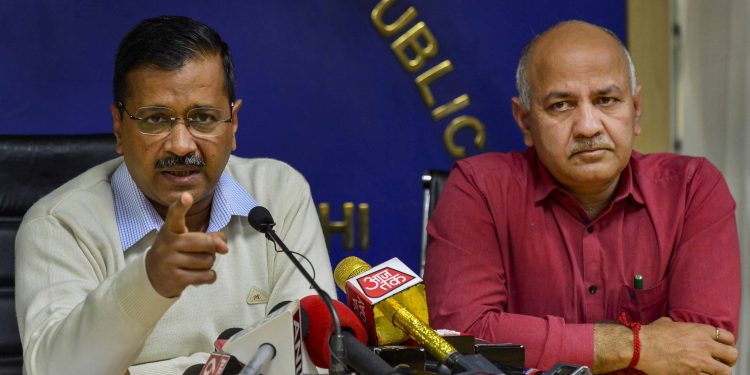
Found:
[199,329,245,375]
[217,328,243,339]
[183,364,205,375]
[342,332,399,375]
[248,206,347,375]
[247,206,276,234]
[215,327,243,352]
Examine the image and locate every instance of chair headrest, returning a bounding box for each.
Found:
[0,134,118,216]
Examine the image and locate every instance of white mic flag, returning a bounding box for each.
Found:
[221,300,317,375]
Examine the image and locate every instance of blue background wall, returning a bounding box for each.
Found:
[0,1,625,275]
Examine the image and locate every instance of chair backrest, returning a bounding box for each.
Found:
[419,169,449,276]
[0,134,118,375]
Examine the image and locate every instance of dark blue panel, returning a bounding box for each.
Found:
[0,1,625,275]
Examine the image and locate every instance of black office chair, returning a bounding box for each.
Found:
[419,169,449,276]
[0,134,118,375]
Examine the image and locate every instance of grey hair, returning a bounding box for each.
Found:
[515,21,637,110]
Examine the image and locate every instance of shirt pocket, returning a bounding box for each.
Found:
[618,278,668,323]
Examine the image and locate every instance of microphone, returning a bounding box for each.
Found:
[237,343,276,375]
[248,206,347,374]
[183,364,205,375]
[300,295,397,375]
[247,205,276,234]
[200,328,245,375]
[215,327,244,352]
[334,256,504,374]
[235,302,306,375]
[334,257,430,346]
[199,352,244,375]
[222,299,315,375]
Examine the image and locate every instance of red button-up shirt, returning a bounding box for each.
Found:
[424,149,740,371]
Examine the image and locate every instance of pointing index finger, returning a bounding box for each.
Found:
[166,192,193,234]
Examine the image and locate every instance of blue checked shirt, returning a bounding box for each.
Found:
[112,162,257,251]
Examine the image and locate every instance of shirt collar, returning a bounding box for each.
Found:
[527,148,558,203]
[623,151,645,204]
[527,147,645,205]
[112,162,258,251]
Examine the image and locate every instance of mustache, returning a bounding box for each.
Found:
[569,136,614,155]
[155,153,206,169]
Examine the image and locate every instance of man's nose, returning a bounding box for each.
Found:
[163,120,197,156]
[572,102,604,138]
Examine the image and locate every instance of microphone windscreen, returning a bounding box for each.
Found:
[214,327,244,352]
[247,206,275,233]
[269,300,291,314]
[217,327,243,340]
[333,256,372,290]
[182,364,204,375]
[300,295,368,368]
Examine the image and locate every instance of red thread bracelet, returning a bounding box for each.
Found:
[618,311,641,369]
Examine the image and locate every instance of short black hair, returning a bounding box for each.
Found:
[113,15,235,104]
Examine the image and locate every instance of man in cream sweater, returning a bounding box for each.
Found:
[15,16,336,374]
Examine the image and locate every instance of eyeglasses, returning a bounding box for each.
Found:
[117,102,234,137]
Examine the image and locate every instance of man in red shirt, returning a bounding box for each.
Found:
[424,20,740,374]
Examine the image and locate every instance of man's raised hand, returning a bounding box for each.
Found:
[145,192,229,298]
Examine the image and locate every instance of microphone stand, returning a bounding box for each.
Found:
[251,209,347,375]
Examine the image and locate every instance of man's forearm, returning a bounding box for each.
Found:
[18,244,174,374]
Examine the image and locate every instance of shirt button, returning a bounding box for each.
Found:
[588,285,598,294]
[587,226,594,233]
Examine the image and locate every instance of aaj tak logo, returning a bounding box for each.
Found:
[356,267,415,298]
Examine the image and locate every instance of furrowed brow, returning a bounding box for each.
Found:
[541,91,572,103]
[594,85,624,96]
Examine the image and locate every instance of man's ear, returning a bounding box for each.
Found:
[110,103,124,154]
[511,97,534,147]
[230,99,242,151]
